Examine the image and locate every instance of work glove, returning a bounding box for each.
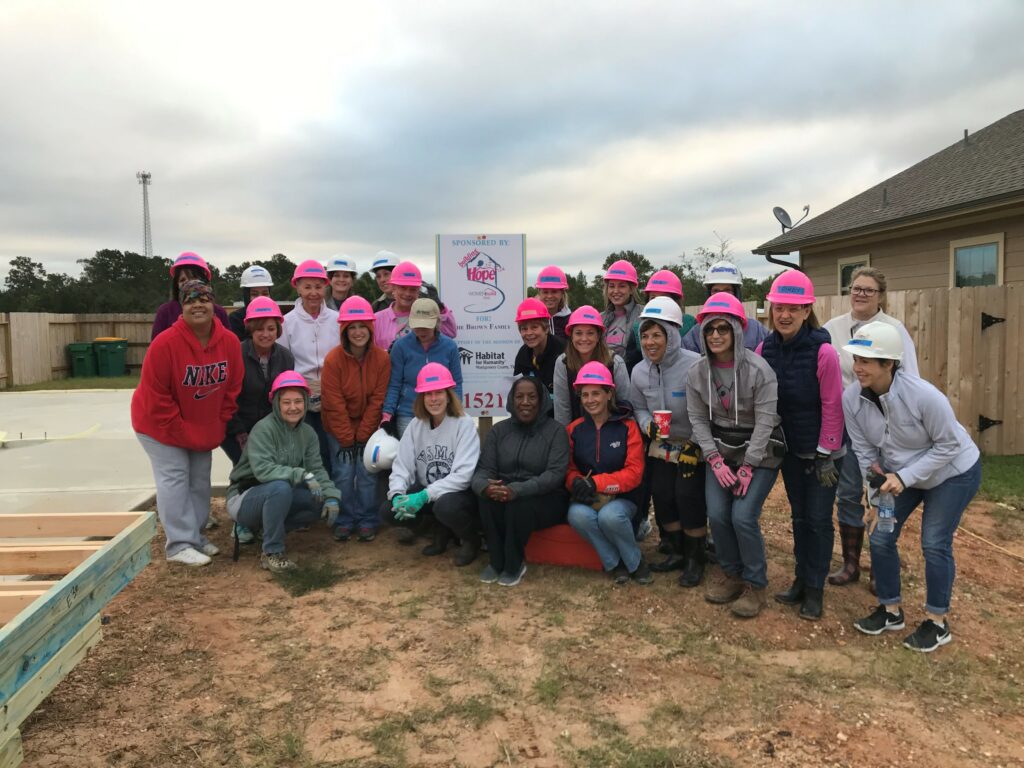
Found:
[336,443,357,464]
[302,472,323,504]
[420,281,446,312]
[321,498,340,527]
[815,453,839,487]
[707,452,737,490]
[733,464,754,497]
[645,420,660,441]
[678,441,701,479]
[380,413,399,438]
[571,476,597,505]
[393,489,429,520]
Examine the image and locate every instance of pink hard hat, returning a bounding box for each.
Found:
[535,265,569,291]
[389,261,423,287]
[337,295,375,324]
[170,252,212,282]
[515,298,551,323]
[644,269,683,298]
[291,259,328,286]
[269,370,310,402]
[603,259,638,285]
[766,269,815,305]
[696,292,749,330]
[415,362,457,393]
[565,305,605,332]
[244,296,284,323]
[573,361,616,389]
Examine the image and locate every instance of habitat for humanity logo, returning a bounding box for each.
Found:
[457,243,505,313]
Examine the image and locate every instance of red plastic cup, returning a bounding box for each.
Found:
[652,410,672,439]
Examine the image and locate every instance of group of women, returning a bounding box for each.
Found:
[132,252,980,654]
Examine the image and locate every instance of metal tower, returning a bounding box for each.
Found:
[136,171,153,259]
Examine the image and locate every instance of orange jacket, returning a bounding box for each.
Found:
[321,343,391,446]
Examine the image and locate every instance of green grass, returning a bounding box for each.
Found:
[980,455,1024,505]
[273,557,344,596]
[9,374,139,391]
[570,737,733,768]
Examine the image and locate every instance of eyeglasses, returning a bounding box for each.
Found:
[703,323,732,337]
[850,287,880,297]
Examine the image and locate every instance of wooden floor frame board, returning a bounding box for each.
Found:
[0,512,146,539]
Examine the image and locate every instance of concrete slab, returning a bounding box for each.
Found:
[0,390,233,515]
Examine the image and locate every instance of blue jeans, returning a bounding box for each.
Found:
[704,466,778,588]
[396,415,414,438]
[234,480,319,555]
[304,410,333,477]
[327,435,379,532]
[869,459,981,615]
[781,454,842,589]
[568,499,640,572]
[836,435,866,527]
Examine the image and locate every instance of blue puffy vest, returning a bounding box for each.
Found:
[760,325,831,455]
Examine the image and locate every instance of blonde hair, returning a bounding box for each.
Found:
[603,282,643,311]
[850,267,888,308]
[413,389,464,420]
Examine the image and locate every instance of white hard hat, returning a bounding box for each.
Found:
[703,260,743,286]
[240,265,274,288]
[369,250,401,273]
[325,254,358,275]
[842,321,904,362]
[639,296,683,327]
[363,428,400,473]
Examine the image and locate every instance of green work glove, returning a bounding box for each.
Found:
[321,498,340,527]
[394,489,429,519]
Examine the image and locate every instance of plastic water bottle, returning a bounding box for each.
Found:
[876,491,896,533]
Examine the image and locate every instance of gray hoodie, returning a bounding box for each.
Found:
[629,319,702,443]
[685,314,781,468]
[470,378,570,499]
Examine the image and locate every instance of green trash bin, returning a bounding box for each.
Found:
[93,337,129,377]
[67,342,97,378]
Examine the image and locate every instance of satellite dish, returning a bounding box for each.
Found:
[773,206,792,230]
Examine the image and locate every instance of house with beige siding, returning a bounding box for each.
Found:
[754,108,1024,295]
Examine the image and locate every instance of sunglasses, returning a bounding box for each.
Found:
[703,323,732,337]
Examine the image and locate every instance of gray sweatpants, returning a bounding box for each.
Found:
[137,433,212,557]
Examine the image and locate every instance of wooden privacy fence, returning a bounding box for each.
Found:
[0,289,1022,454]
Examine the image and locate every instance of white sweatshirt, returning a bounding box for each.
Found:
[823,309,919,387]
[389,414,480,501]
[278,302,340,382]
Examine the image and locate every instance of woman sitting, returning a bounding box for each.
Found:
[843,322,980,652]
[552,305,631,426]
[566,362,649,585]
[387,363,481,566]
[472,377,569,587]
[226,371,340,572]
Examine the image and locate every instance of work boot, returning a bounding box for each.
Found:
[774,578,805,606]
[395,527,417,546]
[453,535,480,567]
[730,584,768,618]
[678,534,706,588]
[704,569,745,604]
[421,527,452,557]
[650,530,685,572]
[799,586,824,621]
[828,523,863,586]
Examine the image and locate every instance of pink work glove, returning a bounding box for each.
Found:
[707,452,737,489]
[733,464,754,497]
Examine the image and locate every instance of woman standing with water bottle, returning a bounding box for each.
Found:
[842,322,981,652]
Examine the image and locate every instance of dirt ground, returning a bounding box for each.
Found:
[20,484,1024,768]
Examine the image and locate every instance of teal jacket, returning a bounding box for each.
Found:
[227,388,340,501]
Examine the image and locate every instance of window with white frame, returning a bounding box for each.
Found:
[951,233,1003,287]
[837,254,870,295]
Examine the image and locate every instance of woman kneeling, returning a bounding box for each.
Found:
[226,371,340,572]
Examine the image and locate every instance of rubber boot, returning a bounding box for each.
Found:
[421,526,452,557]
[828,523,863,586]
[678,534,706,588]
[650,530,685,572]
[774,578,805,606]
[799,586,824,621]
[453,534,480,567]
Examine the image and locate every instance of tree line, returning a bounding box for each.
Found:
[0,244,778,314]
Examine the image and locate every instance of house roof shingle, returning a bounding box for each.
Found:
[754,108,1024,254]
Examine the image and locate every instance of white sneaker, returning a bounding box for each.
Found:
[201,542,220,557]
[167,547,212,567]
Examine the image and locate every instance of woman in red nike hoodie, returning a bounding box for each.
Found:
[133,280,243,566]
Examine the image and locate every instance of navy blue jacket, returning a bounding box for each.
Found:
[760,325,831,455]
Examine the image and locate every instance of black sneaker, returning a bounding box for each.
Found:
[609,563,630,585]
[903,619,952,652]
[854,605,905,635]
[630,558,653,585]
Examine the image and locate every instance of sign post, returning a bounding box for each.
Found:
[436,234,526,420]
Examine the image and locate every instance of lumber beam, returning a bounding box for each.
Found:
[0,615,102,738]
[0,513,144,539]
[0,582,57,593]
[0,593,49,625]
[0,729,22,768]
[0,545,104,576]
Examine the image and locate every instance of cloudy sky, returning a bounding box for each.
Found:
[2,1,1022,286]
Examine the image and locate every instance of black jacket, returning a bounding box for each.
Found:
[512,334,565,395]
[226,340,295,436]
